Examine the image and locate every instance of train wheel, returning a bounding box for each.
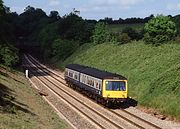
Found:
[105,100,113,108]
[95,96,98,103]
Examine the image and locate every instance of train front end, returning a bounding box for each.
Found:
[102,79,128,103]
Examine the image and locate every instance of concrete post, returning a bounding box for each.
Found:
[25,70,29,78]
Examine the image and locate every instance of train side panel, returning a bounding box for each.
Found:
[80,73,102,95]
[65,68,102,96]
[65,68,79,83]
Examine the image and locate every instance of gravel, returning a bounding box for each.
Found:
[124,107,180,129]
[30,75,97,129]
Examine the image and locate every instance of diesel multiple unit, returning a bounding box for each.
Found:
[64,64,128,104]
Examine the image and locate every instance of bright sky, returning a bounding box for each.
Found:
[3,0,180,20]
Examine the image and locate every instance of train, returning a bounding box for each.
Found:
[64,64,128,105]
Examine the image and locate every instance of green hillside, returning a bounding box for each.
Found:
[55,41,180,120]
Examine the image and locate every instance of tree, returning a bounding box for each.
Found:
[0,0,3,14]
[172,14,180,35]
[144,15,176,45]
[49,11,60,21]
[122,27,142,40]
[38,22,59,59]
[58,13,94,43]
[99,17,113,24]
[92,22,115,44]
[52,38,79,60]
[0,44,19,67]
[118,33,131,44]
[19,6,47,38]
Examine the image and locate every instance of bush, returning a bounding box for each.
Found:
[58,13,94,44]
[172,14,180,35]
[118,33,131,44]
[92,22,116,44]
[52,38,79,60]
[144,15,177,45]
[37,22,59,60]
[175,36,180,42]
[0,44,19,67]
[122,27,142,40]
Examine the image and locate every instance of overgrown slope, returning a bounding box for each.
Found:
[57,41,180,120]
[0,67,69,129]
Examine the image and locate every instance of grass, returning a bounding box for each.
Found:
[0,67,69,129]
[108,23,144,32]
[55,41,180,120]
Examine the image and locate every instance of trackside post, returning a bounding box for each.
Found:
[25,70,29,78]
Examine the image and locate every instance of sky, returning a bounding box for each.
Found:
[3,0,180,20]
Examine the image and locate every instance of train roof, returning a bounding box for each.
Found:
[66,64,88,71]
[66,64,127,80]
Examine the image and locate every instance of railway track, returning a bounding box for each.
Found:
[24,55,127,129]
[24,54,162,129]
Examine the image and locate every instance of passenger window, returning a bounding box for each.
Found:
[74,74,77,79]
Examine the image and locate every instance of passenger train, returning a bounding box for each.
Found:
[64,64,128,104]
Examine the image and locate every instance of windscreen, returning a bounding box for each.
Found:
[106,81,126,91]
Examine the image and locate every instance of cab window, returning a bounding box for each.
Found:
[106,81,126,91]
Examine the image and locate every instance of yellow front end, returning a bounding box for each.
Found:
[102,79,128,99]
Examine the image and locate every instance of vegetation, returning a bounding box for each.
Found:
[0,0,3,13]
[0,44,19,67]
[121,27,143,41]
[58,41,180,120]
[172,14,180,35]
[58,13,94,44]
[108,23,145,33]
[92,22,116,44]
[52,38,79,60]
[0,67,69,129]
[144,15,177,45]
[99,14,154,24]
[118,33,131,44]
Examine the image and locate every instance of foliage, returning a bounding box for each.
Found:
[108,23,145,33]
[58,13,94,44]
[49,11,60,21]
[38,22,59,59]
[118,33,131,44]
[99,14,154,24]
[0,44,19,67]
[122,27,143,40]
[0,5,19,43]
[18,6,48,38]
[0,0,3,14]
[144,15,177,45]
[172,14,180,35]
[52,38,79,60]
[92,22,116,44]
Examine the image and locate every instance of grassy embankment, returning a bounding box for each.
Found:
[54,41,180,120]
[0,67,69,129]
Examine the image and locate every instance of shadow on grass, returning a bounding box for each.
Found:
[0,70,9,78]
[0,83,36,116]
[0,69,24,85]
